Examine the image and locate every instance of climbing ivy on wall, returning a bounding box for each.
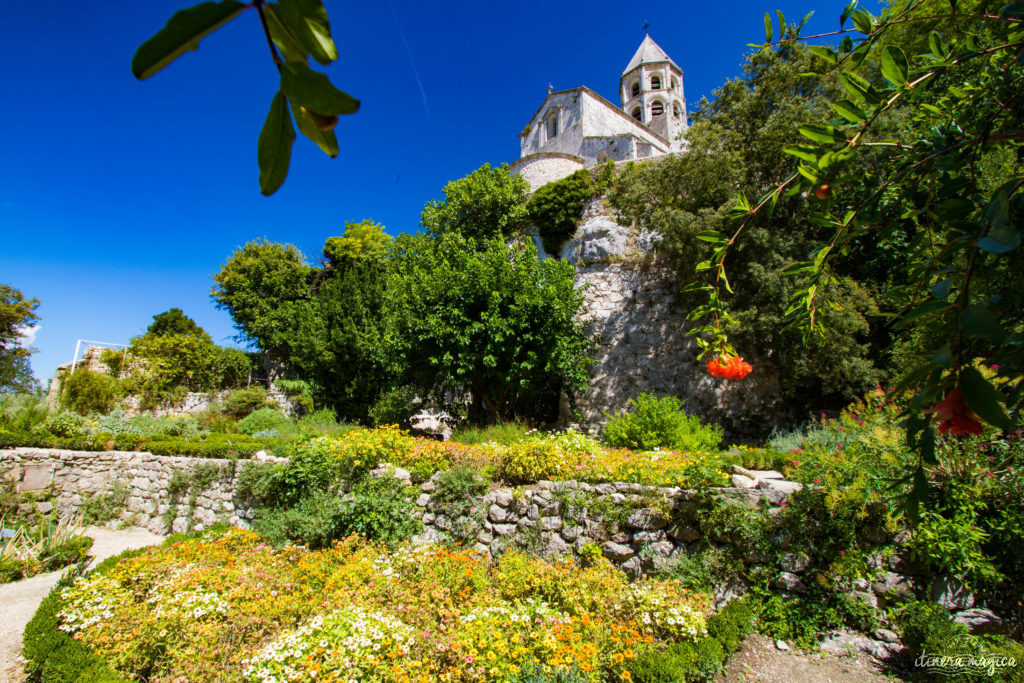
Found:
[527,162,614,255]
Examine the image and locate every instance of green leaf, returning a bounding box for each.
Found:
[280,62,360,115]
[783,144,821,162]
[279,0,337,65]
[264,3,308,63]
[978,226,1021,254]
[838,71,881,104]
[776,10,787,38]
[959,305,1006,342]
[832,99,867,123]
[764,12,773,43]
[880,45,910,86]
[985,189,1010,228]
[959,367,1013,429]
[931,343,953,368]
[696,230,729,244]
[289,100,338,158]
[799,124,842,144]
[895,299,951,328]
[928,31,945,59]
[132,1,248,79]
[782,261,815,275]
[921,425,937,465]
[840,0,858,28]
[839,35,853,53]
[808,46,837,64]
[851,8,875,34]
[931,278,951,299]
[680,282,713,293]
[257,91,296,196]
[695,260,713,272]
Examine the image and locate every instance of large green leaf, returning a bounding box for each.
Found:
[959,305,1006,342]
[132,1,248,79]
[281,62,360,115]
[264,3,308,63]
[257,92,296,196]
[851,8,875,34]
[880,45,910,86]
[959,367,1013,429]
[764,12,773,43]
[279,0,337,65]
[799,124,842,144]
[833,99,868,123]
[978,225,1021,254]
[290,100,339,157]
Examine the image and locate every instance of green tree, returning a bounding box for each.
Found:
[133,0,359,195]
[323,219,392,265]
[211,239,312,358]
[146,308,206,337]
[420,163,530,240]
[384,233,593,423]
[693,0,1023,510]
[0,285,40,393]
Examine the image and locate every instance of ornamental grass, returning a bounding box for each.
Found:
[56,529,709,682]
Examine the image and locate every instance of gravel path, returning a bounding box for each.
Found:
[0,526,164,682]
[719,634,904,682]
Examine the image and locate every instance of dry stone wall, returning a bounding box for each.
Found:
[0,447,261,535]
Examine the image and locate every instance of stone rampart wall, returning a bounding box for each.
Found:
[570,262,781,437]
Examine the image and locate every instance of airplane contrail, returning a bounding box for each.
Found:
[387,0,431,118]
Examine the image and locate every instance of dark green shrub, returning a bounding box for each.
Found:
[602,394,722,453]
[755,591,877,650]
[39,411,88,438]
[434,465,489,504]
[79,483,129,525]
[253,477,420,549]
[898,601,977,660]
[237,407,291,435]
[368,385,419,427]
[40,536,94,572]
[527,169,598,254]
[236,461,284,508]
[222,386,271,418]
[630,598,754,682]
[60,368,123,415]
[298,407,339,431]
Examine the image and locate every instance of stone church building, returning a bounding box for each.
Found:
[510,34,688,190]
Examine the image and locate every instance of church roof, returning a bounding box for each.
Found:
[622,34,680,75]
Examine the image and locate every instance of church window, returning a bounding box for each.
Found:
[631,106,642,121]
[673,102,682,118]
[651,101,664,116]
[651,75,661,90]
[630,81,640,97]
[545,112,558,140]
[672,77,679,91]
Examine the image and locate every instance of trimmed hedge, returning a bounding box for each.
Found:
[0,428,275,459]
[22,551,146,683]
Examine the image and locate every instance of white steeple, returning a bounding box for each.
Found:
[619,33,687,152]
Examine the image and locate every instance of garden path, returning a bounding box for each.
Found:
[718,634,903,682]
[0,526,164,682]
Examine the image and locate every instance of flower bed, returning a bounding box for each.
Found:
[44,529,709,681]
[284,426,731,489]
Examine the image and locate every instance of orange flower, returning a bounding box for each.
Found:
[706,355,753,380]
[928,388,983,436]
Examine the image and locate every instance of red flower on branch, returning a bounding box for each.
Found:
[928,388,983,436]
[706,355,753,380]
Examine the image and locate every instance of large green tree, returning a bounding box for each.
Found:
[420,163,530,240]
[0,284,40,393]
[384,233,592,423]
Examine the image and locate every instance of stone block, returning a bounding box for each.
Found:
[601,541,634,562]
[954,608,1010,636]
[540,516,563,532]
[626,507,668,530]
[18,464,53,491]
[930,576,974,610]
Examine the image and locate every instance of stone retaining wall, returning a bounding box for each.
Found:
[0,447,259,535]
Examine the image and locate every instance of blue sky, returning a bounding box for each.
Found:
[1,0,879,384]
